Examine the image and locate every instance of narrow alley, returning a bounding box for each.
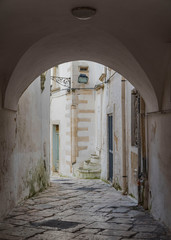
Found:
[0,176,170,240]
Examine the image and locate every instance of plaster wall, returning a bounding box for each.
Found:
[151,69,171,228]
[100,72,123,189]
[94,90,103,156]
[0,109,18,218]
[99,72,139,198]
[148,113,171,228]
[0,73,50,219]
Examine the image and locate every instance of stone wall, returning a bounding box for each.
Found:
[148,113,171,228]
[0,73,50,219]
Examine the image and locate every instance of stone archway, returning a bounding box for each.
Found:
[4,29,158,112]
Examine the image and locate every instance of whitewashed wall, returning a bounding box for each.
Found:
[100,72,123,187]
[0,72,50,219]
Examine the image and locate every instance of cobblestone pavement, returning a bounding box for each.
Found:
[0,176,171,240]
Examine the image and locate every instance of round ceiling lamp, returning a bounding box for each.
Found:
[71,7,96,20]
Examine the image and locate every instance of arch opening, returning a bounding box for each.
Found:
[4,30,158,112]
[49,60,147,204]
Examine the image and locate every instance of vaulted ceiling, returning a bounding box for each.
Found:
[0,0,171,111]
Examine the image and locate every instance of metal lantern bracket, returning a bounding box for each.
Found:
[51,76,71,88]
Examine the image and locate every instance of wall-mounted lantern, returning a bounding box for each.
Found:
[78,74,88,84]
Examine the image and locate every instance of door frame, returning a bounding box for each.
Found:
[50,120,60,174]
[107,112,114,182]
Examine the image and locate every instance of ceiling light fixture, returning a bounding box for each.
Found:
[71,7,96,20]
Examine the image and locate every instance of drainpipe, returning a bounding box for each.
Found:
[121,79,127,194]
[99,87,103,152]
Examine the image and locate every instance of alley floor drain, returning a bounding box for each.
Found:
[31,219,81,229]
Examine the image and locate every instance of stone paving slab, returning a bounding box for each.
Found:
[28,230,77,240]
[99,229,137,237]
[0,176,170,240]
[86,222,132,231]
[0,226,45,238]
[74,234,121,240]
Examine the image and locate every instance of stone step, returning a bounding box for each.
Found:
[75,153,101,179]
[76,168,101,179]
[90,154,100,164]
[83,160,101,170]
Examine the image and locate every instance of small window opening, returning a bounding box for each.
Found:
[79,66,89,72]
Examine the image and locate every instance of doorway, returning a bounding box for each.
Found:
[108,114,113,182]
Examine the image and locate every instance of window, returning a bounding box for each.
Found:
[78,66,89,83]
[79,66,89,72]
